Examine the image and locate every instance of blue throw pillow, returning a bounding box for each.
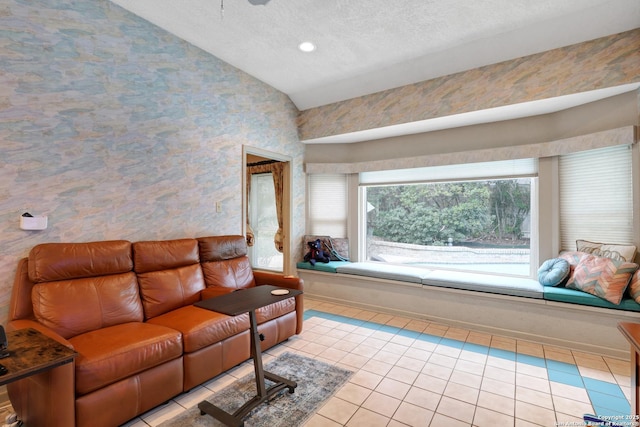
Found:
[538,258,570,287]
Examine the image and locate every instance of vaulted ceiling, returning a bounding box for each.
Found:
[111,0,639,111]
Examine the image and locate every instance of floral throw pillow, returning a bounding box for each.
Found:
[566,253,639,305]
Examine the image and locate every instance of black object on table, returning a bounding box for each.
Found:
[194,285,303,427]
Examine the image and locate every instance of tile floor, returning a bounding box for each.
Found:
[124,298,633,427]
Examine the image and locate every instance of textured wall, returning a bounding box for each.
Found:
[0,0,305,322]
[298,29,640,141]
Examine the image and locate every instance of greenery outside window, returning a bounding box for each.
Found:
[360,159,537,277]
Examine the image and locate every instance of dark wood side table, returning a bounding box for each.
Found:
[0,328,77,427]
[194,285,303,427]
[0,328,77,387]
[618,322,640,418]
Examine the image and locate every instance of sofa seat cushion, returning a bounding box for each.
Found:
[336,262,432,283]
[69,322,183,396]
[423,270,544,299]
[147,305,249,353]
[543,286,640,312]
[256,298,296,325]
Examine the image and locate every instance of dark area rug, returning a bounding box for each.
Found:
[160,352,353,427]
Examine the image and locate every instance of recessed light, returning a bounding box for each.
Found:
[298,41,316,53]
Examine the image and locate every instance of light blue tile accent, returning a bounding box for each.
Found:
[417,333,442,344]
[584,378,627,399]
[397,329,421,339]
[304,308,631,418]
[341,317,367,327]
[489,347,516,361]
[439,337,464,349]
[590,392,632,416]
[462,342,490,355]
[546,359,580,376]
[362,321,384,330]
[548,369,584,388]
[378,325,402,334]
[517,353,546,368]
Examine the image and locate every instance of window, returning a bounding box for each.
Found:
[360,159,537,276]
[308,174,348,238]
[559,144,633,250]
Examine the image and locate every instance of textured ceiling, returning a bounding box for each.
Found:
[110,0,639,111]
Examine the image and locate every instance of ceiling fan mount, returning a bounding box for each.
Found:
[219,0,271,20]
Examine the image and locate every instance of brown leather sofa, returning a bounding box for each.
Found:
[7,235,303,427]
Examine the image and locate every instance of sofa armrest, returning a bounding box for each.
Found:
[7,319,75,350]
[254,272,304,334]
[253,272,303,291]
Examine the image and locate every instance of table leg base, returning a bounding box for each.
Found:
[198,370,297,427]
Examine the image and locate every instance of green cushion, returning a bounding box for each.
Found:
[296,261,349,273]
[543,286,640,312]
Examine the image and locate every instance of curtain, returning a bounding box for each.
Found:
[246,161,284,253]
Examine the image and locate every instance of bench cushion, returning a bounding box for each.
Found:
[336,262,432,283]
[423,270,544,299]
[296,261,349,273]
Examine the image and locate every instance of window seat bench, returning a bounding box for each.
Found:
[296,261,640,358]
[297,261,640,311]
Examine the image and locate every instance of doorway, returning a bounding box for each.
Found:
[242,146,292,274]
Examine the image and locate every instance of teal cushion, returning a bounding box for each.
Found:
[296,261,349,273]
[543,286,640,312]
[538,258,570,287]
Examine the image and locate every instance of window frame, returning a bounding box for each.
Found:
[358,166,538,278]
[304,129,637,285]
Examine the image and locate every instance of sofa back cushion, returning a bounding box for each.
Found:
[133,238,205,319]
[29,240,133,282]
[197,235,256,290]
[27,240,143,339]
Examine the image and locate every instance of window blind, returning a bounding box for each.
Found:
[360,158,537,186]
[559,145,633,251]
[308,174,348,238]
